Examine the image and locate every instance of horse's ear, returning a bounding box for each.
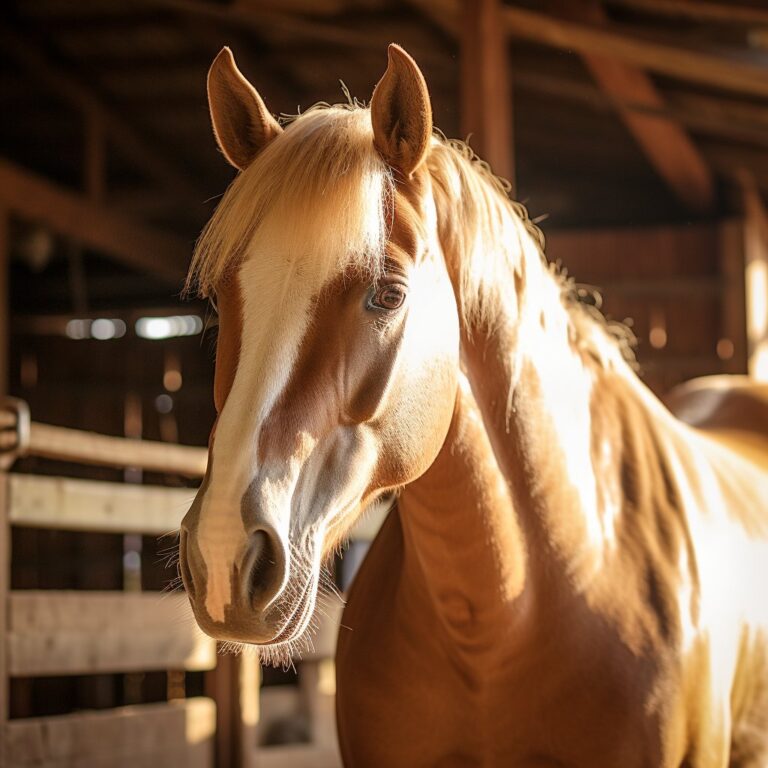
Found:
[370,44,433,177]
[207,47,282,171]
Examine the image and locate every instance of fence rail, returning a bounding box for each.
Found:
[6,698,215,768]
[0,399,207,477]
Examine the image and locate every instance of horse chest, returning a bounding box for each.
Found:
[335,518,670,767]
[337,586,671,768]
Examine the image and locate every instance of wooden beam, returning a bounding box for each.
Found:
[158,0,447,66]
[667,90,768,147]
[515,69,768,149]
[5,698,215,767]
[0,158,189,285]
[702,142,768,194]
[8,474,196,535]
[0,209,8,400]
[0,25,206,206]
[7,591,215,675]
[21,420,207,477]
[0,476,8,768]
[503,6,768,99]
[84,109,106,204]
[718,219,748,374]
[547,0,713,212]
[603,0,768,26]
[460,0,514,191]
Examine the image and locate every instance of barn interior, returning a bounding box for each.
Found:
[1,1,767,766]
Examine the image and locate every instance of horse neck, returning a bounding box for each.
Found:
[450,184,672,588]
[397,375,529,651]
[402,153,660,626]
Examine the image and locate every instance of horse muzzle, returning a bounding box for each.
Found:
[179,520,298,644]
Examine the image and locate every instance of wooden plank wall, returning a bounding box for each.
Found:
[546,219,747,394]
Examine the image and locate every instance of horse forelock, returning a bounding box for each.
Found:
[186,105,394,300]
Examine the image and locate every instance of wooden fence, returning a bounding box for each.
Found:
[0,400,379,768]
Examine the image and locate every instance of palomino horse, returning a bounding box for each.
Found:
[180,44,768,767]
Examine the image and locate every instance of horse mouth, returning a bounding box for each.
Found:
[264,572,318,648]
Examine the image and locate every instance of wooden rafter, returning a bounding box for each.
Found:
[603,0,768,26]
[0,210,7,398]
[548,0,713,212]
[0,24,206,207]
[515,69,768,150]
[0,159,189,286]
[503,6,768,99]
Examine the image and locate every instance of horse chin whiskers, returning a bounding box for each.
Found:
[247,559,322,669]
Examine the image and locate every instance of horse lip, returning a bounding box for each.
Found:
[267,574,316,645]
[185,572,315,646]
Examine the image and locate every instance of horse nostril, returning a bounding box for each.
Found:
[243,529,284,612]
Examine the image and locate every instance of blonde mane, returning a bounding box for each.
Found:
[187,101,633,368]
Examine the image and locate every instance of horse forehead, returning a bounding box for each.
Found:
[211,170,435,420]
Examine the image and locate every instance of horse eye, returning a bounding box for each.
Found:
[369,284,406,311]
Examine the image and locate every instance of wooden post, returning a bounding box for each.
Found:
[206,651,244,768]
[0,209,7,400]
[718,220,748,374]
[84,109,106,205]
[461,0,514,192]
[0,474,9,768]
[739,172,768,380]
[239,652,260,768]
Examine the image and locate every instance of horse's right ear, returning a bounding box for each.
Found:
[207,47,282,171]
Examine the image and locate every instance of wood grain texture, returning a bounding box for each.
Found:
[24,421,208,477]
[5,697,215,768]
[7,591,216,675]
[460,0,514,189]
[0,476,8,768]
[503,5,768,99]
[9,474,196,535]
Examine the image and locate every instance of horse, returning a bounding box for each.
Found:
[179,44,768,767]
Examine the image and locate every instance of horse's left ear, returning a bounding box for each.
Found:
[370,44,433,177]
[207,47,282,171]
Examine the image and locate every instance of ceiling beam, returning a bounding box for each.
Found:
[0,159,189,286]
[155,0,451,67]
[0,24,207,207]
[516,69,768,149]
[602,0,768,26]
[548,0,713,212]
[503,5,768,99]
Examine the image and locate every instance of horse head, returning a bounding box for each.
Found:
[179,45,462,654]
